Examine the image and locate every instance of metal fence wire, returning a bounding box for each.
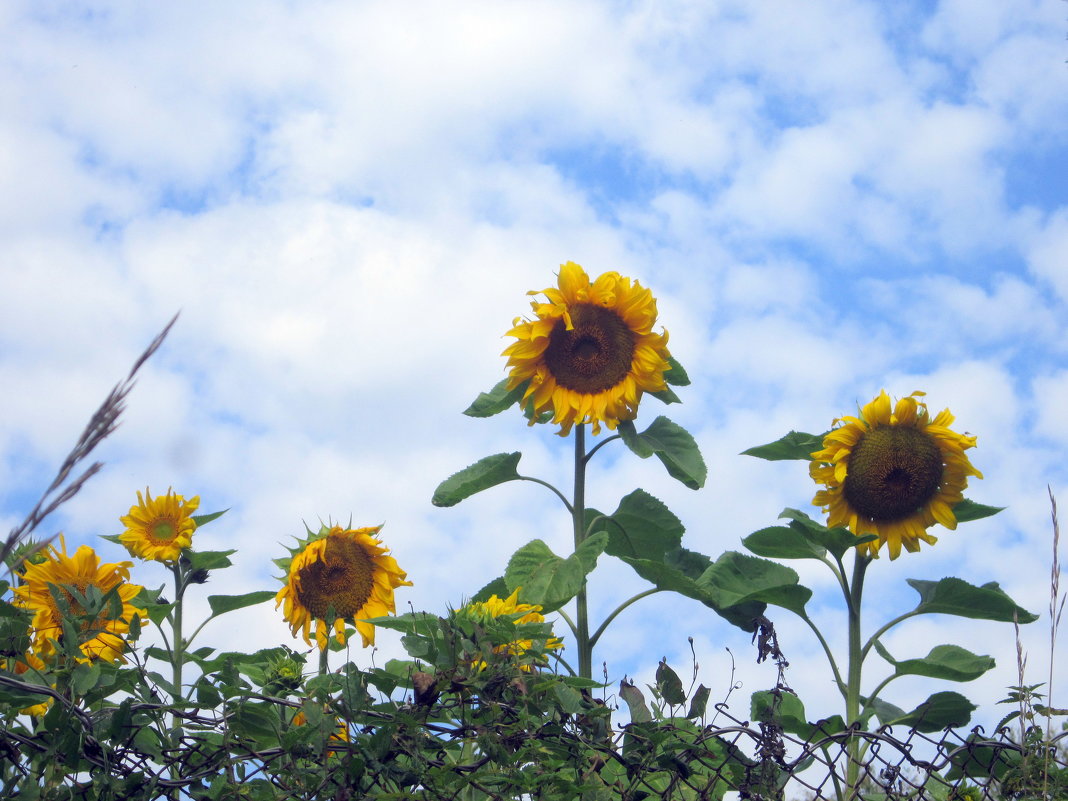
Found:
[2,671,1066,799]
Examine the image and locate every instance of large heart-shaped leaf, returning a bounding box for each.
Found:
[594,489,684,562]
[698,552,811,617]
[505,534,608,612]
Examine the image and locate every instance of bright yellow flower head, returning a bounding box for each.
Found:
[810,390,983,559]
[463,588,563,670]
[119,487,200,563]
[275,525,411,651]
[503,261,672,435]
[12,538,146,664]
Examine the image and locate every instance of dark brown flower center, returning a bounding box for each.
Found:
[843,426,944,521]
[295,536,375,620]
[542,304,636,393]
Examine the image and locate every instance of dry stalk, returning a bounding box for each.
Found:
[2,313,179,571]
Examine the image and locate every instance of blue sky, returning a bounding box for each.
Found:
[2,0,1067,730]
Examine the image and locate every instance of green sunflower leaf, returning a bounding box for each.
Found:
[191,509,228,527]
[617,420,656,458]
[206,590,276,618]
[618,417,706,489]
[504,535,608,613]
[776,508,878,559]
[650,386,682,405]
[615,548,765,632]
[469,576,509,605]
[867,697,908,727]
[593,489,684,562]
[952,499,1005,522]
[463,378,529,417]
[890,691,976,733]
[743,526,826,560]
[741,431,825,461]
[72,662,102,696]
[184,550,236,571]
[362,611,440,636]
[907,577,1039,623]
[432,452,522,507]
[645,416,708,489]
[664,355,691,386]
[751,690,810,738]
[698,551,811,617]
[888,644,996,683]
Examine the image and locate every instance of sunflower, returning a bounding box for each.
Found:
[462,588,563,670]
[503,261,672,435]
[12,538,146,664]
[119,487,200,563]
[275,524,411,650]
[810,390,983,559]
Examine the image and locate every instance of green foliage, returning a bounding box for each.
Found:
[431,451,523,507]
[741,430,825,461]
[504,534,607,612]
[907,577,1039,623]
[463,377,529,417]
[617,416,707,489]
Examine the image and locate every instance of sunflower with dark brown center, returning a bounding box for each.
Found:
[502,261,672,435]
[275,524,411,650]
[810,390,983,559]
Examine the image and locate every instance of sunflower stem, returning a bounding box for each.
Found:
[844,551,871,797]
[589,588,661,648]
[319,644,330,676]
[516,475,573,513]
[798,612,847,700]
[584,434,620,464]
[573,424,592,679]
[170,562,186,745]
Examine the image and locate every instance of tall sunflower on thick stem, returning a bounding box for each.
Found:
[810,390,982,559]
[807,390,984,797]
[503,261,672,436]
[502,262,675,677]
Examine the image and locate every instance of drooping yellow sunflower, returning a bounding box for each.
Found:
[275,524,411,650]
[462,588,563,670]
[502,261,672,436]
[119,487,200,563]
[810,390,983,559]
[12,538,146,664]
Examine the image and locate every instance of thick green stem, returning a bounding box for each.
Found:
[171,565,185,711]
[845,553,870,797]
[573,424,592,679]
[319,645,330,676]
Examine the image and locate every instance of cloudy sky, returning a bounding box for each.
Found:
[2,0,1067,732]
